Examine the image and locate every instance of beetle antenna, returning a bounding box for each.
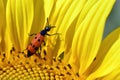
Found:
[47,18,50,26]
[50,26,56,28]
[46,17,56,28]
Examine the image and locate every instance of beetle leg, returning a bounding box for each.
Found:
[37,46,41,57]
[28,33,37,36]
[46,33,60,36]
[40,45,42,51]
[43,40,46,46]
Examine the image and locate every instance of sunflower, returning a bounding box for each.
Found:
[0,0,120,80]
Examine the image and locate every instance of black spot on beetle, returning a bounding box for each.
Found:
[34,47,38,50]
[37,39,40,42]
[32,45,35,48]
[35,37,37,39]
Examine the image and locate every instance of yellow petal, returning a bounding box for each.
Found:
[68,0,98,73]
[16,0,34,50]
[6,0,34,51]
[69,0,115,76]
[85,27,120,79]
[79,0,115,75]
[57,0,87,61]
[101,65,120,80]
[87,36,120,80]
[49,0,74,45]
[64,0,98,65]
[0,0,5,51]
[31,0,46,33]
[88,27,120,73]
[75,0,98,30]
[45,0,87,61]
[6,0,19,51]
[44,0,55,18]
[50,0,72,27]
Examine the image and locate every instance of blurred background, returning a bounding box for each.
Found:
[104,0,120,38]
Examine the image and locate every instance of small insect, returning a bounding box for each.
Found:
[27,18,57,57]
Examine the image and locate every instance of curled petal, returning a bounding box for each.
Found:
[101,65,120,80]
[57,0,87,62]
[69,0,116,76]
[87,35,120,80]
[88,27,120,73]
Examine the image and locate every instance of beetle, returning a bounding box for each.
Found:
[27,18,57,57]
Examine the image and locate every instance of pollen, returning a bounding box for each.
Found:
[0,50,79,79]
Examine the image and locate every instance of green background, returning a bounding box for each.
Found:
[104,0,120,38]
